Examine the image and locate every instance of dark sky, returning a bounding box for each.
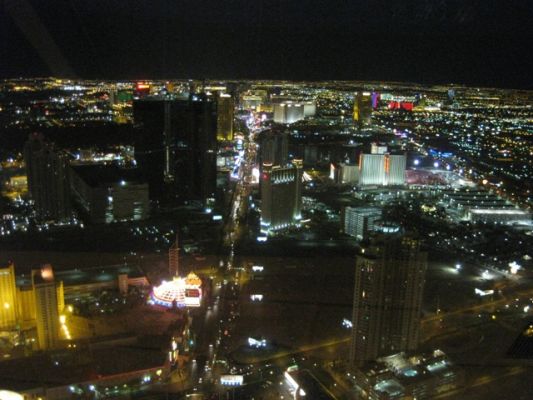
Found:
[2,0,533,88]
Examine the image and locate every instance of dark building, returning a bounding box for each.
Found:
[69,164,149,224]
[133,94,217,205]
[259,129,289,167]
[23,133,72,221]
[349,233,427,367]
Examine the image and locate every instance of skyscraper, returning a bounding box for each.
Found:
[353,92,373,127]
[349,233,427,367]
[169,233,180,276]
[259,130,289,167]
[260,160,303,234]
[359,153,406,186]
[24,133,72,221]
[33,265,60,350]
[273,102,305,124]
[216,94,234,141]
[133,94,217,204]
[0,262,18,329]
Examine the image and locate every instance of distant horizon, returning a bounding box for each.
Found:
[2,76,531,92]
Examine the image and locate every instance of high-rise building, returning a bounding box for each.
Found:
[24,133,72,221]
[217,94,234,141]
[349,233,427,367]
[133,94,217,204]
[0,262,18,329]
[343,207,381,240]
[169,234,180,276]
[359,153,406,186]
[353,92,373,127]
[259,130,289,167]
[32,265,61,350]
[260,160,303,234]
[273,102,305,124]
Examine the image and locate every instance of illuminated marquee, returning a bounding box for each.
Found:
[151,272,202,308]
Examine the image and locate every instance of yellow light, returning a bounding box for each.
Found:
[59,315,66,324]
[4,302,10,309]
[67,305,73,313]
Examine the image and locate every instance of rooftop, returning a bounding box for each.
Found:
[70,164,146,188]
[16,263,146,288]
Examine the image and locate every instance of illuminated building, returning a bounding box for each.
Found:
[133,94,217,204]
[24,133,72,221]
[0,263,18,329]
[442,188,530,224]
[33,265,61,350]
[359,153,406,186]
[303,102,316,117]
[151,272,202,308]
[134,82,151,98]
[330,163,359,184]
[70,164,149,223]
[353,92,373,127]
[343,207,381,240]
[354,350,464,399]
[349,234,427,367]
[241,95,262,110]
[260,160,303,234]
[273,102,304,124]
[217,94,234,141]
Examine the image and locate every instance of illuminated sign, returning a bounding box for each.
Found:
[220,375,244,386]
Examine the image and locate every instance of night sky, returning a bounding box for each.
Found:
[2,0,532,88]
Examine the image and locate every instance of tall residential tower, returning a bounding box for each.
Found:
[349,233,427,367]
[24,133,72,221]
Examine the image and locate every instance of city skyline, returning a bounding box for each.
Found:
[0,72,531,399]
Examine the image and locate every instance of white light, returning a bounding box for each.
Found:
[509,261,521,275]
[0,391,24,400]
[252,265,264,272]
[248,337,267,348]
[455,263,462,271]
[342,318,353,328]
[475,288,494,297]
[413,159,420,166]
[250,294,263,301]
[433,161,439,168]
[481,270,491,280]
[284,372,299,390]
[524,305,530,313]
[120,180,126,186]
[89,385,95,391]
